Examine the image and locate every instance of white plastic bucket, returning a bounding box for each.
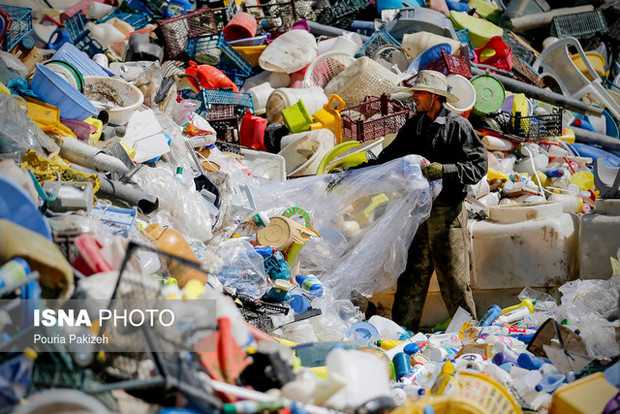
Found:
[329,35,361,56]
[445,74,476,117]
[259,30,318,74]
[248,82,274,115]
[265,86,328,124]
[241,70,291,92]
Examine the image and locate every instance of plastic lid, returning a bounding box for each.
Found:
[176,166,183,175]
[21,36,35,51]
[24,347,38,360]
[346,321,379,341]
[256,216,295,251]
[470,75,505,116]
[403,343,420,355]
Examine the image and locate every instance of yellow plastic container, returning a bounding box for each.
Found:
[311,94,345,144]
[501,298,535,315]
[468,0,501,23]
[0,82,9,94]
[571,52,606,81]
[450,11,503,48]
[282,100,313,133]
[455,372,522,414]
[571,170,595,191]
[394,396,487,414]
[550,373,619,414]
[233,45,267,67]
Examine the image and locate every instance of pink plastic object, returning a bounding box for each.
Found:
[222,12,257,42]
[239,109,267,150]
[60,0,103,21]
[71,234,113,276]
[60,118,96,140]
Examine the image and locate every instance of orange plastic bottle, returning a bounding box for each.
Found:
[145,223,208,288]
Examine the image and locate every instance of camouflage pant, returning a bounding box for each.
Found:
[392,202,477,331]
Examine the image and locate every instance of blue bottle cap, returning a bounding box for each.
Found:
[403,343,420,355]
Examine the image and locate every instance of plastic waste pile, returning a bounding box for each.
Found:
[0,0,619,413]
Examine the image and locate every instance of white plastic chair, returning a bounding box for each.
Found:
[532,37,620,122]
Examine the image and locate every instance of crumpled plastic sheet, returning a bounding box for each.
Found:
[0,94,45,159]
[133,162,217,241]
[249,155,439,299]
[216,238,272,298]
[522,276,620,358]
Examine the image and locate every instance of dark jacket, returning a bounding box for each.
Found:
[359,107,488,205]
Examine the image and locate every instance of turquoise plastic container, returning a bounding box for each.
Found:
[30,63,98,121]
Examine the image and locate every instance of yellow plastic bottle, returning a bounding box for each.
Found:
[487,167,511,182]
[501,299,535,315]
[375,339,404,350]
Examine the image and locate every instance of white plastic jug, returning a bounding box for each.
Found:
[259,30,318,74]
[368,315,406,340]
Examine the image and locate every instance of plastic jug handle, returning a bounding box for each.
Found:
[326,94,346,113]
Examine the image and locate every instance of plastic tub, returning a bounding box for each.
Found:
[470,75,505,116]
[470,203,579,290]
[571,51,605,81]
[444,74,476,117]
[247,82,274,115]
[30,63,98,121]
[82,76,144,125]
[222,12,257,42]
[579,199,620,279]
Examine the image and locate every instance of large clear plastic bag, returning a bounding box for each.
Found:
[216,238,272,299]
[133,162,217,241]
[249,155,437,299]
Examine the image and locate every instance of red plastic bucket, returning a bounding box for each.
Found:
[223,12,257,42]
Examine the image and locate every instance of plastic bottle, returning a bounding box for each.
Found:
[517,353,546,370]
[539,363,560,377]
[376,339,404,350]
[392,352,412,381]
[492,352,517,367]
[232,212,270,238]
[496,305,533,324]
[145,223,208,288]
[478,304,502,327]
[294,274,324,298]
[174,166,186,186]
[398,363,428,386]
[0,258,31,290]
[535,373,565,393]
[0,348,37,406]
[493,341,519,361]
[222,400,285,414]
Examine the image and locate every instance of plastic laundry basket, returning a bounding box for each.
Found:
[324,56,400,107]
[303,52,356,89]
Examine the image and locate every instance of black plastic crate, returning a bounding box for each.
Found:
[243,0,297,33]
[550,10,608,39]
[496,109,563,139]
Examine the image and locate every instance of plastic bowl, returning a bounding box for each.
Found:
[31,63,98,121]
[571,51,605,81]
[82,76,144,125]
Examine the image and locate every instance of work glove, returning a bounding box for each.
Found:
[422,162,444,181]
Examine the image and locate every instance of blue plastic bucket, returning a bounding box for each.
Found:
[31,63,98,121]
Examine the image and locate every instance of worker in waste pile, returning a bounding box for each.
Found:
[352,70,488,331]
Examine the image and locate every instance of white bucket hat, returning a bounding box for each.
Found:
[403,70,459,103]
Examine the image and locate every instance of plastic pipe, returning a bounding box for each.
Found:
[307,21,369,42]
[507,5,594,32]
[573,127,620,152]
[470,67,604,117]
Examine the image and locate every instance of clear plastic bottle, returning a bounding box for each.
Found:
[535,373,565,393]
[295,274,324,298]
[174,166,186,186]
